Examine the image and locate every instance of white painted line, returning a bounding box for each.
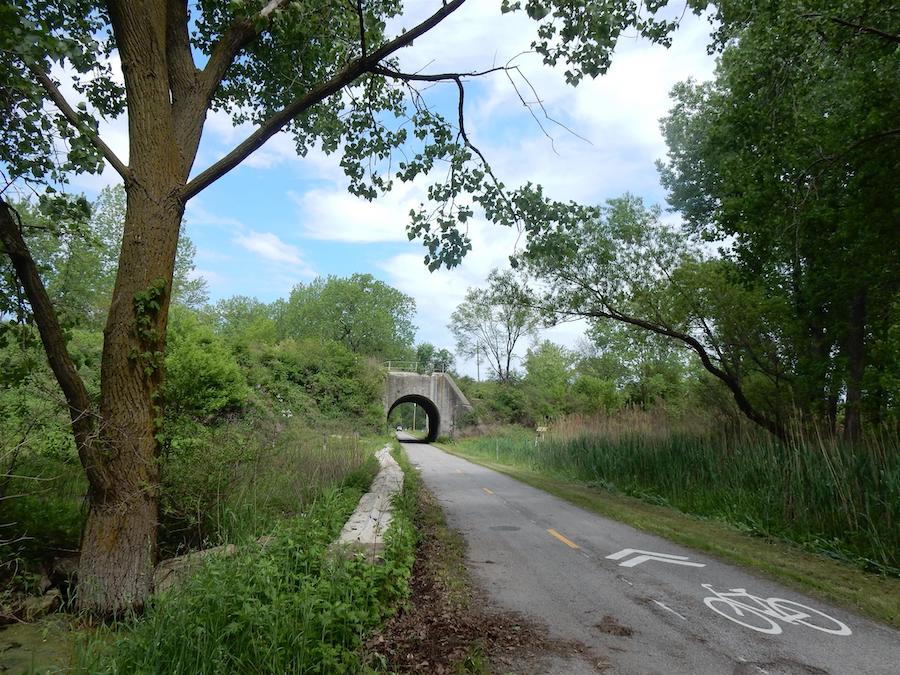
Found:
[653,600,687,621]
[606,548,706,568]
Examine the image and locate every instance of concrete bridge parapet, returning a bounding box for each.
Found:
[385,371,472,441]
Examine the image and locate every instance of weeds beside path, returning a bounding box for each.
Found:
[80,444,415,674]
[437,440,900,630]
[364,444,602,674]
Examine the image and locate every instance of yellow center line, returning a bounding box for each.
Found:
[547,528,580,549]
[481,487,494,495]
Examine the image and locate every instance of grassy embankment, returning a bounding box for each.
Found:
[1,421,422,673]
[78,436,418,673]
[441,411,900,628]
[2,424,380,573]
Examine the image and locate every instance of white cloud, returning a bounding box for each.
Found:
[185,199,246,230]
[376,203,607,376]
[386,7,717,208]
[293,179,426,243]
[234,230,310,269]
[377,215,536,375]
[390,2,535,76]
[198,110,348,181]
[190,268,226,286]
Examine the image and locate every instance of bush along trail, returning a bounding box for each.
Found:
[0,438,416,673]
[77,444,415,674]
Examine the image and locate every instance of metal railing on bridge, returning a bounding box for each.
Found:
[383,360,446,374]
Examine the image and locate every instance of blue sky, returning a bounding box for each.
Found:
[62,2,717,376]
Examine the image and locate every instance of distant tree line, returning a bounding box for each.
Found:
[456,1,899,441]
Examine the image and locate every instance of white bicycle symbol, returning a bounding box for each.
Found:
[701,584,852,636]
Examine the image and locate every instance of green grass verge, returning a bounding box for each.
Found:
[451,426,899,573]
[392,441,471,612]
[80,446,416,674]
[437,443,900,629]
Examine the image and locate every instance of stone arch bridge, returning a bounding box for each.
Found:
[385,369,472,442]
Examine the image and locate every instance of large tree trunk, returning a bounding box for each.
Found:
[76,189,184,613]
[77,0,187,614]
[843,288,866,443]
[21,0,462,615]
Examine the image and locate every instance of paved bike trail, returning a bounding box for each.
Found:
[401,438,900,674]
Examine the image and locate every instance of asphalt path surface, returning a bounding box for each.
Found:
[399,436,900,675]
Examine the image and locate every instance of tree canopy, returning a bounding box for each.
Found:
[518,1,900,440]
[658,0,900,439]
[521,194,793,438]
[449,269,540,382]
[415,342,454,373]
[277,273,415,359]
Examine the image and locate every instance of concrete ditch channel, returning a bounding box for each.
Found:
[334,444,405,561]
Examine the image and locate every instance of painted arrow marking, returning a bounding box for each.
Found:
[606,548,706,568]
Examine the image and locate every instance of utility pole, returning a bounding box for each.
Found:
[476,343,481,382]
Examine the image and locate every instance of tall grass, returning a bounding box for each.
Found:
[457,409,900,574]
[158,418,376,554]
[81,477,416,673]
[1,412,381,587]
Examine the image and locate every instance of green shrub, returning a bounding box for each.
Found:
[158,416,378,555]
[250,338,383,429]
[162,308,248,419]
[84,455,416,673]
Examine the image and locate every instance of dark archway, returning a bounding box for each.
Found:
[387,394,440,442]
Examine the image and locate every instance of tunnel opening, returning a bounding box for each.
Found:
[387,394,440,443]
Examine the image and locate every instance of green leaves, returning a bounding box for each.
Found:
[277,273,416,359]
[658,0,900,425]
[87,480,417,673]
[449,269,540,381]
[1,0,120,186]
[162,308,249,419]
[502,0,686,85]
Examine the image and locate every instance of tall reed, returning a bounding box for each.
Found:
[460,410,899,573]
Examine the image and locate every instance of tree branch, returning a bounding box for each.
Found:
[26,63,130,181]
[166,0,205,174]
[200,0,290,102]
[166,0,198,104]
[576,300,786,441]
[802,13,900,43]
[0,200,104,480]
[372,64,522,225]
[522,262,786,440]
[183,0,468,201]
[356,0,367,59]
